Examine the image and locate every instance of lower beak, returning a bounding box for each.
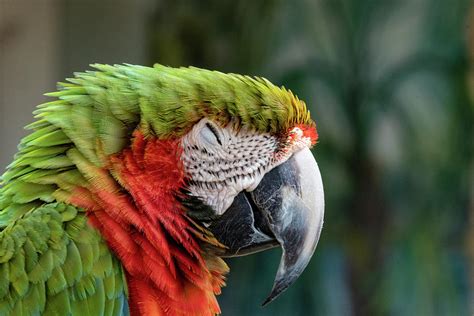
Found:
[208,147,325,305]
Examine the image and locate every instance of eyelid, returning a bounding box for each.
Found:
[205,122,222,145]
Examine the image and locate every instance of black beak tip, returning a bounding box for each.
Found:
[261,297,272,307]
[261,289,281,306]
[261,276,293,306]
[260,266,303,307]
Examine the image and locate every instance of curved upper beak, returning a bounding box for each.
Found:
[208,147,325,305]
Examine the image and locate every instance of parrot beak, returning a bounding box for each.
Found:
[208,147,325,305]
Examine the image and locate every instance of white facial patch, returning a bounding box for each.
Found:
[181,119,308,215]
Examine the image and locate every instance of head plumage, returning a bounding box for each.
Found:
[57,64,314,139]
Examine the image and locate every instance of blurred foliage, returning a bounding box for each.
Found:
[149,0,473,315]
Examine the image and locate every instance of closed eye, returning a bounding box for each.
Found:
[205,122,222,146]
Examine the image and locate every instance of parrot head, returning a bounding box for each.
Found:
[3,64,324,315]
[179,118,324,305]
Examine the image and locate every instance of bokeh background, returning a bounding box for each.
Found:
[1,0,473,315]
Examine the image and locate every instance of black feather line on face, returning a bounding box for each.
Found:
[177,187,219,223]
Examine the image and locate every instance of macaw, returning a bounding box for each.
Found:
[0,64,324,316]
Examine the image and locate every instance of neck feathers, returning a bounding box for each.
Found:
[68,131,228,316]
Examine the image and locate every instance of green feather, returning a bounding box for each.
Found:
[17,168,63,181]
[0,263,9,298]
[5,181,56,204]
[0,234,15,263]
[62,241,83,286]
[10,298,23,316]
[24,118,50,130]
[22,284,44,316]
[112,294,126,316]
[25,221,49,254]
[23,239,39,273]
[87,278,105,316]
[76,242,94,275]
[95,113,129,156]
[28,250,54,283]
[0,63,315,315]
[11,271,29,298]
[73,275,96,301]
[65,214,88,240]
[103,272,116,300]
[28,130,71,147]
[0,203,127,316]
[60,205,78,222]
[46,266,67,295]
[9,249,29,297]
[10,146,68,165]
[92,252,113,278]
[103,297,116,316]
[30,155,74,169]
[43,289,71,315]
[0,299,12,316]
[1,166,35,183]
[20,125,58,145]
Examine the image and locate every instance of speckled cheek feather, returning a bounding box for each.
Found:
[180,118,318,215]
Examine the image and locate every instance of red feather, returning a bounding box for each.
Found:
[69,131,225,316]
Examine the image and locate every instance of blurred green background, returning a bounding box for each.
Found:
[1,0,473,315]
